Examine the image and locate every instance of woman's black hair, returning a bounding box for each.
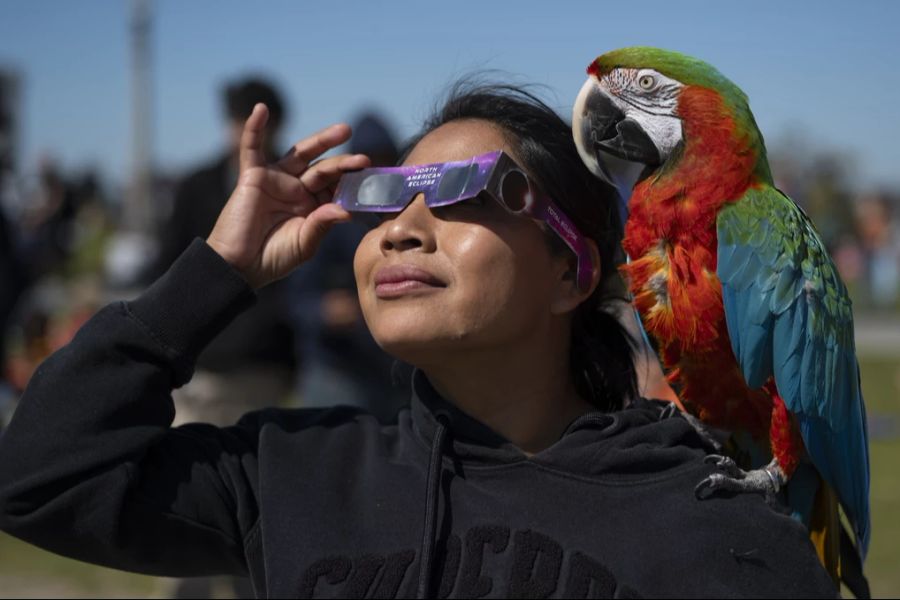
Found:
[404,80,639,411]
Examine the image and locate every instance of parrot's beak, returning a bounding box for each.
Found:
[573,77,661,187]
[574,77,661,227]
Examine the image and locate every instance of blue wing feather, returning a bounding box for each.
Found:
[717,186,870,556]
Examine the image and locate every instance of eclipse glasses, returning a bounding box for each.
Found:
[333,150,593,291]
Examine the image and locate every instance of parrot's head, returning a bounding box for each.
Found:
[573,47,765,202]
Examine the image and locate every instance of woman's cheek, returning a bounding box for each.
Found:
[353,229,380,290]
[446,230,529,336]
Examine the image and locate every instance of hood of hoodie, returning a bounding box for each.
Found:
[408,369,712,481]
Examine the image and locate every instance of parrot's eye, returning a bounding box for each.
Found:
[638,75,656,91]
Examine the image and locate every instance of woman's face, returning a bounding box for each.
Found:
[353,119,572,365]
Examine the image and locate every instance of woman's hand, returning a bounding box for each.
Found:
[207,103,370,289]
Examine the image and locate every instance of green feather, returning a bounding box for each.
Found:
[595,46,747,108]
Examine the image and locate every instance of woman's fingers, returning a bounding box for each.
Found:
[300,153,370,195]
[216,119,370,287]
[277,124,354,176]
[239,103,270,173]
[242,168,310,206]
[295,203,353,261]
[245,152,369,214]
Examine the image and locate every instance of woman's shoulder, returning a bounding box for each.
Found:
[225,404,409,453]
[235,403,404,432]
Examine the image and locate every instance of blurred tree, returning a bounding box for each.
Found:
[769,130,858,252]
[804,155,858,252]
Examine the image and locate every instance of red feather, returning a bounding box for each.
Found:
[621,85,799,474]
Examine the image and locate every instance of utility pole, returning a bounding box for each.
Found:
[106,0,155,288]
[127,0,153,232]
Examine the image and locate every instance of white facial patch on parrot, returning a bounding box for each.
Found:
[602,68,685,163]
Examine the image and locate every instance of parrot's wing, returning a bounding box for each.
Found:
[716,185,870,555]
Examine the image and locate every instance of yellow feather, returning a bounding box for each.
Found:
[809,478,841,586]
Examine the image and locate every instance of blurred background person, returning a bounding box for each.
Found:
[0,199,25,424]
[854,192,900,310]
[146,77,296,429]
[17,157,79,279]
[287,111,407,421]
[1,157,111,418]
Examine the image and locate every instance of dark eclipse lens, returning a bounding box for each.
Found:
[500,170,529,211]
[436,164,479,201]
[357,173,406,206]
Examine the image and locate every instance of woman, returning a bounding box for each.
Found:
[0,84,835,598]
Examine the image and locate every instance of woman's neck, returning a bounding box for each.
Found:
[421,325,594,455]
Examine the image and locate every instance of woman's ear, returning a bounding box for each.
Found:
[550,239,602,315]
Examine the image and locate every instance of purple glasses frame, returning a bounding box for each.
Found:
[333,150,594,291]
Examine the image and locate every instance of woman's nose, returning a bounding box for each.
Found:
[380,195,437,254]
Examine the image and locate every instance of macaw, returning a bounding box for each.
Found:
[572,47,869,587]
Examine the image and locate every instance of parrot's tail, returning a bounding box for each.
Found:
[809,480,840,584]
[810,479,871,598]
[840,521,871,599]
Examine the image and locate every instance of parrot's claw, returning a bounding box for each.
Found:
[702,454,742,476]
[694,457,787,503]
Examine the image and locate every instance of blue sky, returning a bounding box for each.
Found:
[2,0,899,189]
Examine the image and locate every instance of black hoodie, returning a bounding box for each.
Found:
[0,240,837,598]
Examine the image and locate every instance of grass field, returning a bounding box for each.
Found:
[0,356,898,598]
[868,437,900,598]
[858,353,900,598]
[0,534,158,598]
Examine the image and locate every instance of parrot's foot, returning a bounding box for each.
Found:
[694,456,787,503]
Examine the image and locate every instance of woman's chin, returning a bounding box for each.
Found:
[370,322,473,368]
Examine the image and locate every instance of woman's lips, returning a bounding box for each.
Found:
[374,264,446,298]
